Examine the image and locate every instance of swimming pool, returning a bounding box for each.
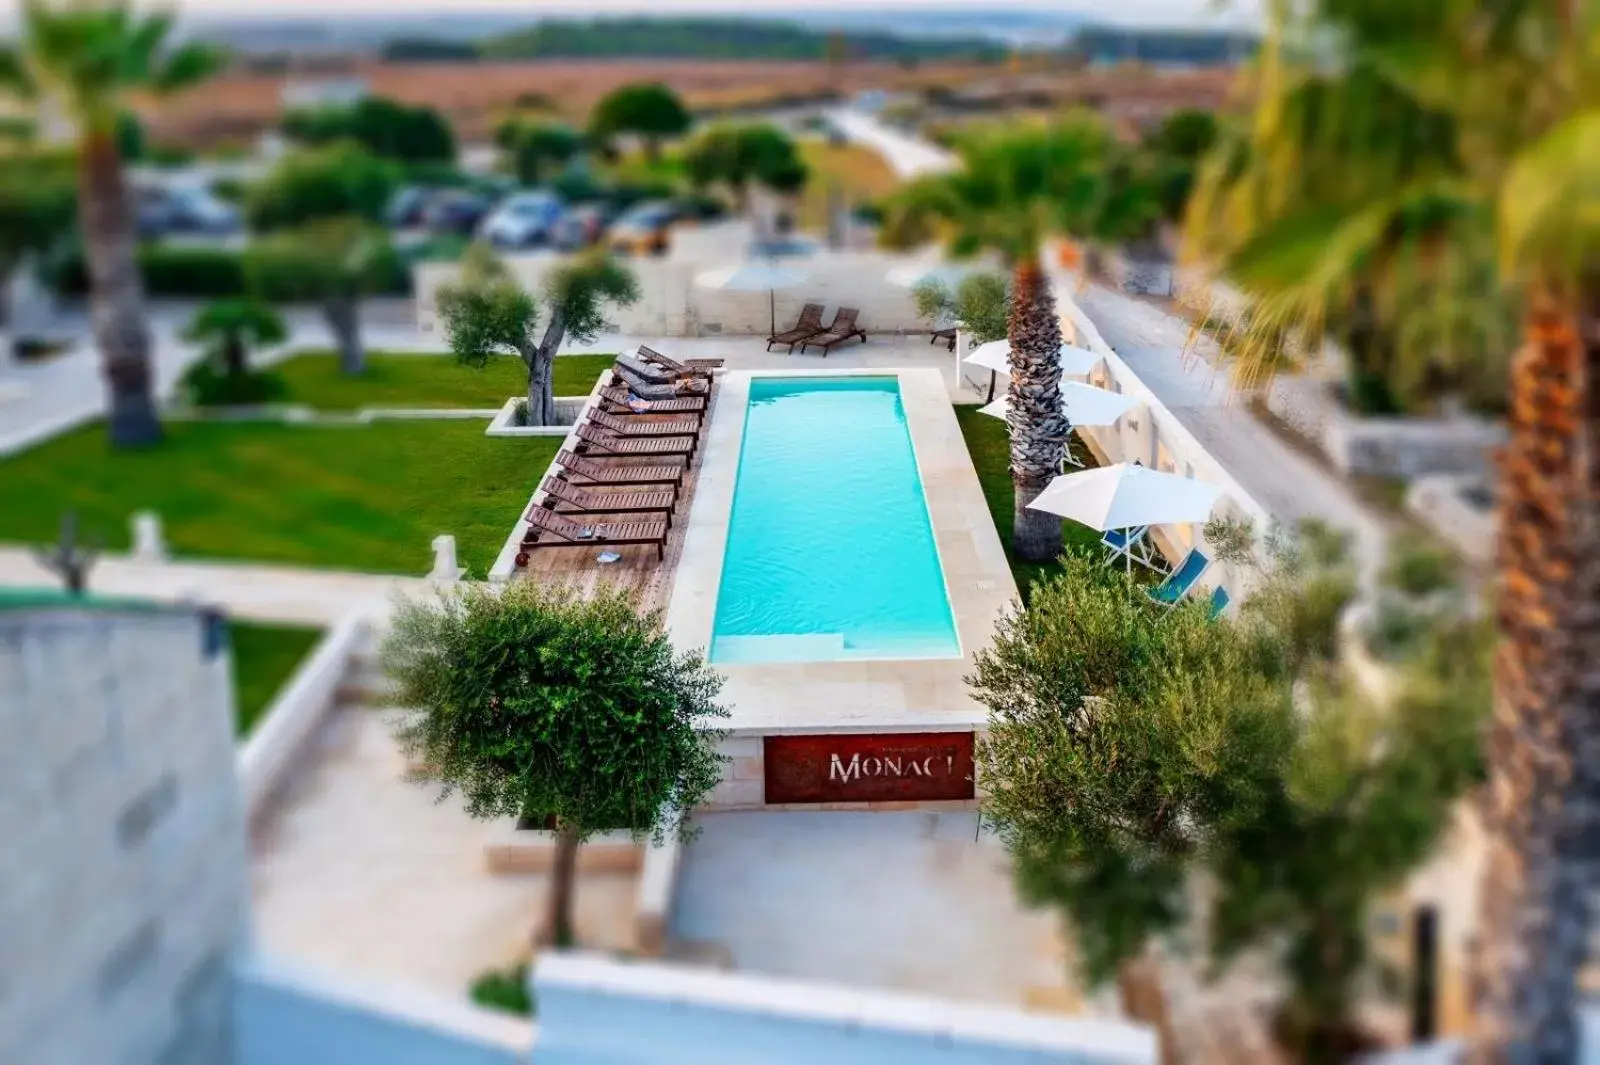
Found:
[709,376,960,664]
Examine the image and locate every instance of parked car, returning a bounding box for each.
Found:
[479,191,565,249]
[550,203,613,251]
[607,201,685,257]
[420,190,493,237]
[132,183,241,238]
[386,186,432,228]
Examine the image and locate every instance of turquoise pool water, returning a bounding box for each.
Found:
[709,377,960,664]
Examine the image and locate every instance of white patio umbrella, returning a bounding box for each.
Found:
[978,381,1135,428]
[964,340,1101,378]
[695,261,808,337]
[1028,464,1222,567]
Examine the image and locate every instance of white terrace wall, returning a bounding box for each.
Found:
[235,954,531,1065]
[1049,268,1276,603]
[533,952,1155,1065]
[414,247,938,340]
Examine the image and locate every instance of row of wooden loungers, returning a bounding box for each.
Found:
[514,349,721,569]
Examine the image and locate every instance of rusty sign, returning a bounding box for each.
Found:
[763,732,975,804]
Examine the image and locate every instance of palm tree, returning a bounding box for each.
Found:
[887,115,1159,562]
[183,298,286,380]
[0,2,219,447]
[1185,2,1600,1059]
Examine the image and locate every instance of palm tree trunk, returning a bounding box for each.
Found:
[1008,258,1067,563]
[79,133,160,448]
[323,298,364,375]
[541,822,581,948]
[1468,290,1600,1065]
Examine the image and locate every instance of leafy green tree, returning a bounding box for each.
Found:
[245,142,400,232]
[283,96,456,165]
[586,82,691,161]
[912,272,1009,344]
[383,581,727,946]
[1140,107,1218,224]
[884,114,1158,562]
[496,119,583,186]
[0,148,77,328]
[244,218,396,375]
[178,298,287,406]
[683,124,809,210]
[972,532,1484,1061]
[436,243,640,425]
[0,0,221,447]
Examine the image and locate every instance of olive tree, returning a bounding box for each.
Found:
[436,244,639,425]
[972,530,1486,1060]
[244,218,397,375]
[383,581,727,946]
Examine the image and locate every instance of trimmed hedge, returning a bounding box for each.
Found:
[51,242,411,299]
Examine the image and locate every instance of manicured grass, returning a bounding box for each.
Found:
[231,621,323,737]
[954,404,1103,595]
[271,352,618,411]
[0,421,560,576]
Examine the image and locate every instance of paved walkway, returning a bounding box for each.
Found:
[0,547,422,626]
[670,811,1095,1014]
[252,708,640,999]
[828,108,959,180]
[1072,282,1391,583]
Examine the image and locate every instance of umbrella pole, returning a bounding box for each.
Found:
[770,289,777,338]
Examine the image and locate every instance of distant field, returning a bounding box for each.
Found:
[147,59,996,146]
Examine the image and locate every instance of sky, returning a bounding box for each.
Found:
[54,0,1262,31]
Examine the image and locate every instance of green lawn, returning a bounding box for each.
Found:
[954,404,1104,595]
[271,351,617,411]
[0,421,559,576]
[231,621,323,736]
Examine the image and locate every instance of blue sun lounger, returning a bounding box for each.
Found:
[1147,549,1211,608]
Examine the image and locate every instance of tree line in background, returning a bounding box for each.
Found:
[384,16,1009,65]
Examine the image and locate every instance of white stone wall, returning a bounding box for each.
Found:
[0,604,250,1065]
[415,246,937,340]
[533,952,1156,1065]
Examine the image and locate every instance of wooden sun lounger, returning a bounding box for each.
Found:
[638,344,722,374]
[589,409,701,438]
[538,477,676,528]
[766,303,826,352]
[599,386,708,418]
[576,423,696,459]
[517,507,668,565]
[555,449,684,487]
[614,353,708,392]
[931,327,958,352]
[799,307,868,355]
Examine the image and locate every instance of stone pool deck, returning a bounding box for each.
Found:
[664,368,1017,735]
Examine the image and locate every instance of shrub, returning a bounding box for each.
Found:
[1382,533,1459,597]
[51,244,248,298]
[178,362,288,407]
[469,963,535,1017]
